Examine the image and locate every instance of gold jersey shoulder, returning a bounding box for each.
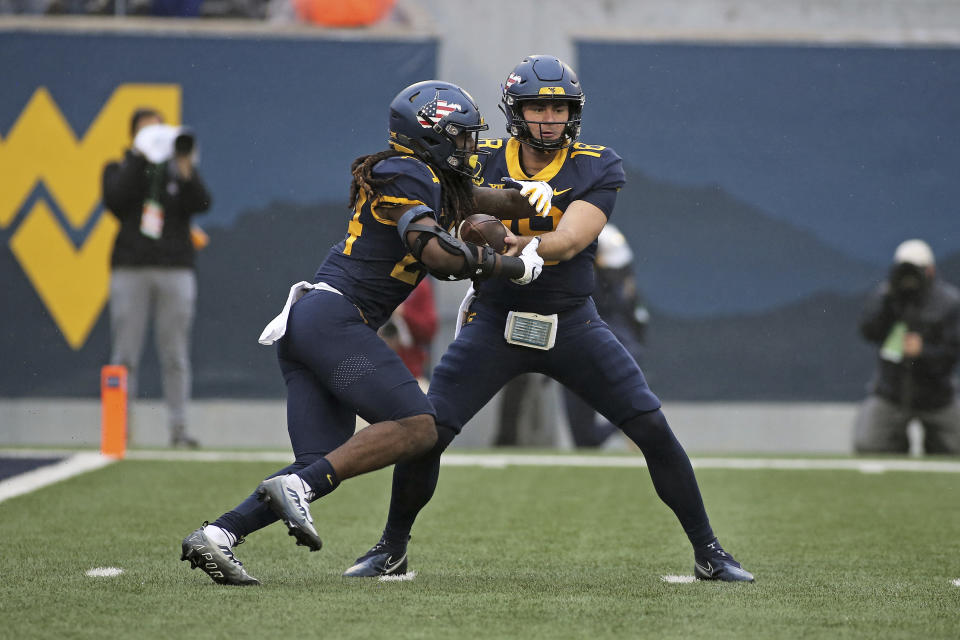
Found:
[570,142,606,158]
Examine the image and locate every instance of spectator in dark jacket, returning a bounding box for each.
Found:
[854,239,960,454]
[102,107,211,448]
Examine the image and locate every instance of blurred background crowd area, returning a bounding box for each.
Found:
[0,0,397,24]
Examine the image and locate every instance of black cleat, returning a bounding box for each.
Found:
[180,526,259,586]
[342,537,410,577]
[694,539,754,582]
[256,475,322,551]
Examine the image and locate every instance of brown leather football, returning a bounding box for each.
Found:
[457,214,508,254]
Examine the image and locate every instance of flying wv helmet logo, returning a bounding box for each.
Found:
[416,95,460,129]
[0,84,182,349]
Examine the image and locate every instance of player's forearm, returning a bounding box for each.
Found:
[541,233,580,262]
[520,228,585,262]
[419,238,526,281]
[531,199,607,261]
[472,186,534,220]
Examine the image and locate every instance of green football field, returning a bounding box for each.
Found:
[1,451,959,639]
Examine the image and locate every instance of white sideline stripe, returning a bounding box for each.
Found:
[86,567,124,577]
[661,575,697,583]
[0,453,116,504]
[952,578,960,587]
[3,449,960,473]
[439,454,960,474]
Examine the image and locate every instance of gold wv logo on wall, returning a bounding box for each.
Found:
[0,85,181,349]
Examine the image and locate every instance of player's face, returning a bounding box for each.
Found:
[454,131,477,152]
[521,101,569,143]
[450,129,485,178]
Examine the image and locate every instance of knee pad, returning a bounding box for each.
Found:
[621,408,675,451]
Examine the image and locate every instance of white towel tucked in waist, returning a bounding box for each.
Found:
[454,283,476,338]
[258,281,342,345]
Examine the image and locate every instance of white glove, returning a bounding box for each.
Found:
[501,177,553,216]
[511,237,544,285]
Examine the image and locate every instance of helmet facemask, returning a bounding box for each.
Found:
[426,118,490,179]
[502,96,582,151]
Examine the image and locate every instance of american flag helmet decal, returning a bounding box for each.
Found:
[417,94,461,128]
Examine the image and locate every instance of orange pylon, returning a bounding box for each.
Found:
[100,365,128,459]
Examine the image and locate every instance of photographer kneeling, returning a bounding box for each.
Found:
[854,239,960,455]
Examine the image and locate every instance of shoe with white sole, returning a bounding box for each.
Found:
[256,475,322,551]
[180,525,259,586]
[342,536,409,577]
[694,539,754,582]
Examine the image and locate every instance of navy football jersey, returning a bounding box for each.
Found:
[473,137,626,314]
[315,155,442,328]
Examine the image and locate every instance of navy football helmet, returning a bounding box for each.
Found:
[501,55,584,150]
[389,80,489,178]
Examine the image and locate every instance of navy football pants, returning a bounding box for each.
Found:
[431,298,660,434]
[383,298,715,548]
[216,289,435,538]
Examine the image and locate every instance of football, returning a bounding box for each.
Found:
[457,214,508,254]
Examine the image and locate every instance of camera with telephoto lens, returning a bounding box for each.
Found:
[174,130,195,155]
[888,262,927,302]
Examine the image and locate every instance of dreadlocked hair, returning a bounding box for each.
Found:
[348,149,477,229]
[436,166,477,229]
[349,149,403,209]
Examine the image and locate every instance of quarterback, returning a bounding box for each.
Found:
[345,56,755,583]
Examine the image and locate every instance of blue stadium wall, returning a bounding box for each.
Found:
[2,32,958,401]
[575,41,960,400]
[0,28,436,399]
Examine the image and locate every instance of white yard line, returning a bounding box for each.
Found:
[117,449,960,473]
[3,449,960,481]
[86,567,124,577]
[99,450,960,473]
[442,454,960,473]
[0,452,116,504]
[379,571,417,582]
